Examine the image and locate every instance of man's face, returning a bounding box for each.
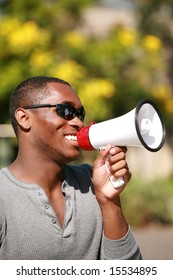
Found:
[28,82,84,165]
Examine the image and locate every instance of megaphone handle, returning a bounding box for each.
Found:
[105,155,125,188]
[108,174,125,188]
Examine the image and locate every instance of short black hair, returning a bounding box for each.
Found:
[9,76,71,136]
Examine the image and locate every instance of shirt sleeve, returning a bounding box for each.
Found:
[100,226,142,260]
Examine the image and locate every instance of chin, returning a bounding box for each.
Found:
[65,151,80,163]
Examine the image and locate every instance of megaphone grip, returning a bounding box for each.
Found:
[105,155,125,188]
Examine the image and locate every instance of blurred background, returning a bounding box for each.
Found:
[0,0,173,259]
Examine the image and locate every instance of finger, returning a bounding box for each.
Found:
[109,159,127,173]
[108,150,126,167]
[113,166,130,178]
[109,146,127,156]
[123,170,132,185]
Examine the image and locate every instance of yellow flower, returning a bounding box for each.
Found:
[51,60,86,83]
[64,31,86,48]
[8,21,39,47]
[117,28,137,47]
[79,79,115,121]
[98,80,115,98]
[79,79,115,108]
[0,18,20,36]
[165,99,173,114]
[151,85,171,101]
[7,20,49,52]
[30,51,53,69]
[143,35,162,51]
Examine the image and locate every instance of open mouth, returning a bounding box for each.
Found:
[65,135,77,141]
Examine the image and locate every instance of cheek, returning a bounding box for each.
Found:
[33,125,63,157]
[40,124,63,143]
[35,113,64,136]
[31,112,66,149]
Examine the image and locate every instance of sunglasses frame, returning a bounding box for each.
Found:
[22,103,86,122]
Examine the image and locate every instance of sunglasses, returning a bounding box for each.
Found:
[23,103,86,122]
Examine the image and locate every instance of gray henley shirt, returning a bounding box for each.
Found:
[0,164,142,260]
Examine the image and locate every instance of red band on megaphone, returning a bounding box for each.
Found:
[77,122,96,150]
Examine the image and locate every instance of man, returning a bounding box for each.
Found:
[0,76,142,259]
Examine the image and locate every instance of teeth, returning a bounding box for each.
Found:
[65,135,77,141]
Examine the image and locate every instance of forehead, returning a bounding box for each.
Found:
[42,82,82,107]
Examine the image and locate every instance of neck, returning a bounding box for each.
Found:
[9,152,65,193]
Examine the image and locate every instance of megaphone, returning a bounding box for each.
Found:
[77,99,166,188]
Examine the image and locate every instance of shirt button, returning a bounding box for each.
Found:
[51,218,56,224]
[37,191,42,196]
[44,204,49,209]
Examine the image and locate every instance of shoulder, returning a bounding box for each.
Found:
[0,169,6,235]
[0,168,8,192]
[0,167,9,179]
[0,168,9,211]
[0,167,6,178]
[0,167,12,193]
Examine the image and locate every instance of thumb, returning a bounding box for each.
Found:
[94,144,112,168]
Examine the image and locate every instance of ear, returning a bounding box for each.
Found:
[15,108,31,131]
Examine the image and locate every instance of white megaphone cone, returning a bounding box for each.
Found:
[77,99,166,188]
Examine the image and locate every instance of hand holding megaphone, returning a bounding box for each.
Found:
[77,99,166,188]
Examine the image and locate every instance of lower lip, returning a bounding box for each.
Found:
[65,137,79,147]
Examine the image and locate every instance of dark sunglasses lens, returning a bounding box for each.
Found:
[78,107,85,121]
[56,104,85,121]
[55,104,73,120]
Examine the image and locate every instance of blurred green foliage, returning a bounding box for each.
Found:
[136,0,173,140]
[122,175,173,226]
[0,0,172,129]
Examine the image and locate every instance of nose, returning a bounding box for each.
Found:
[68,116,84,129]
